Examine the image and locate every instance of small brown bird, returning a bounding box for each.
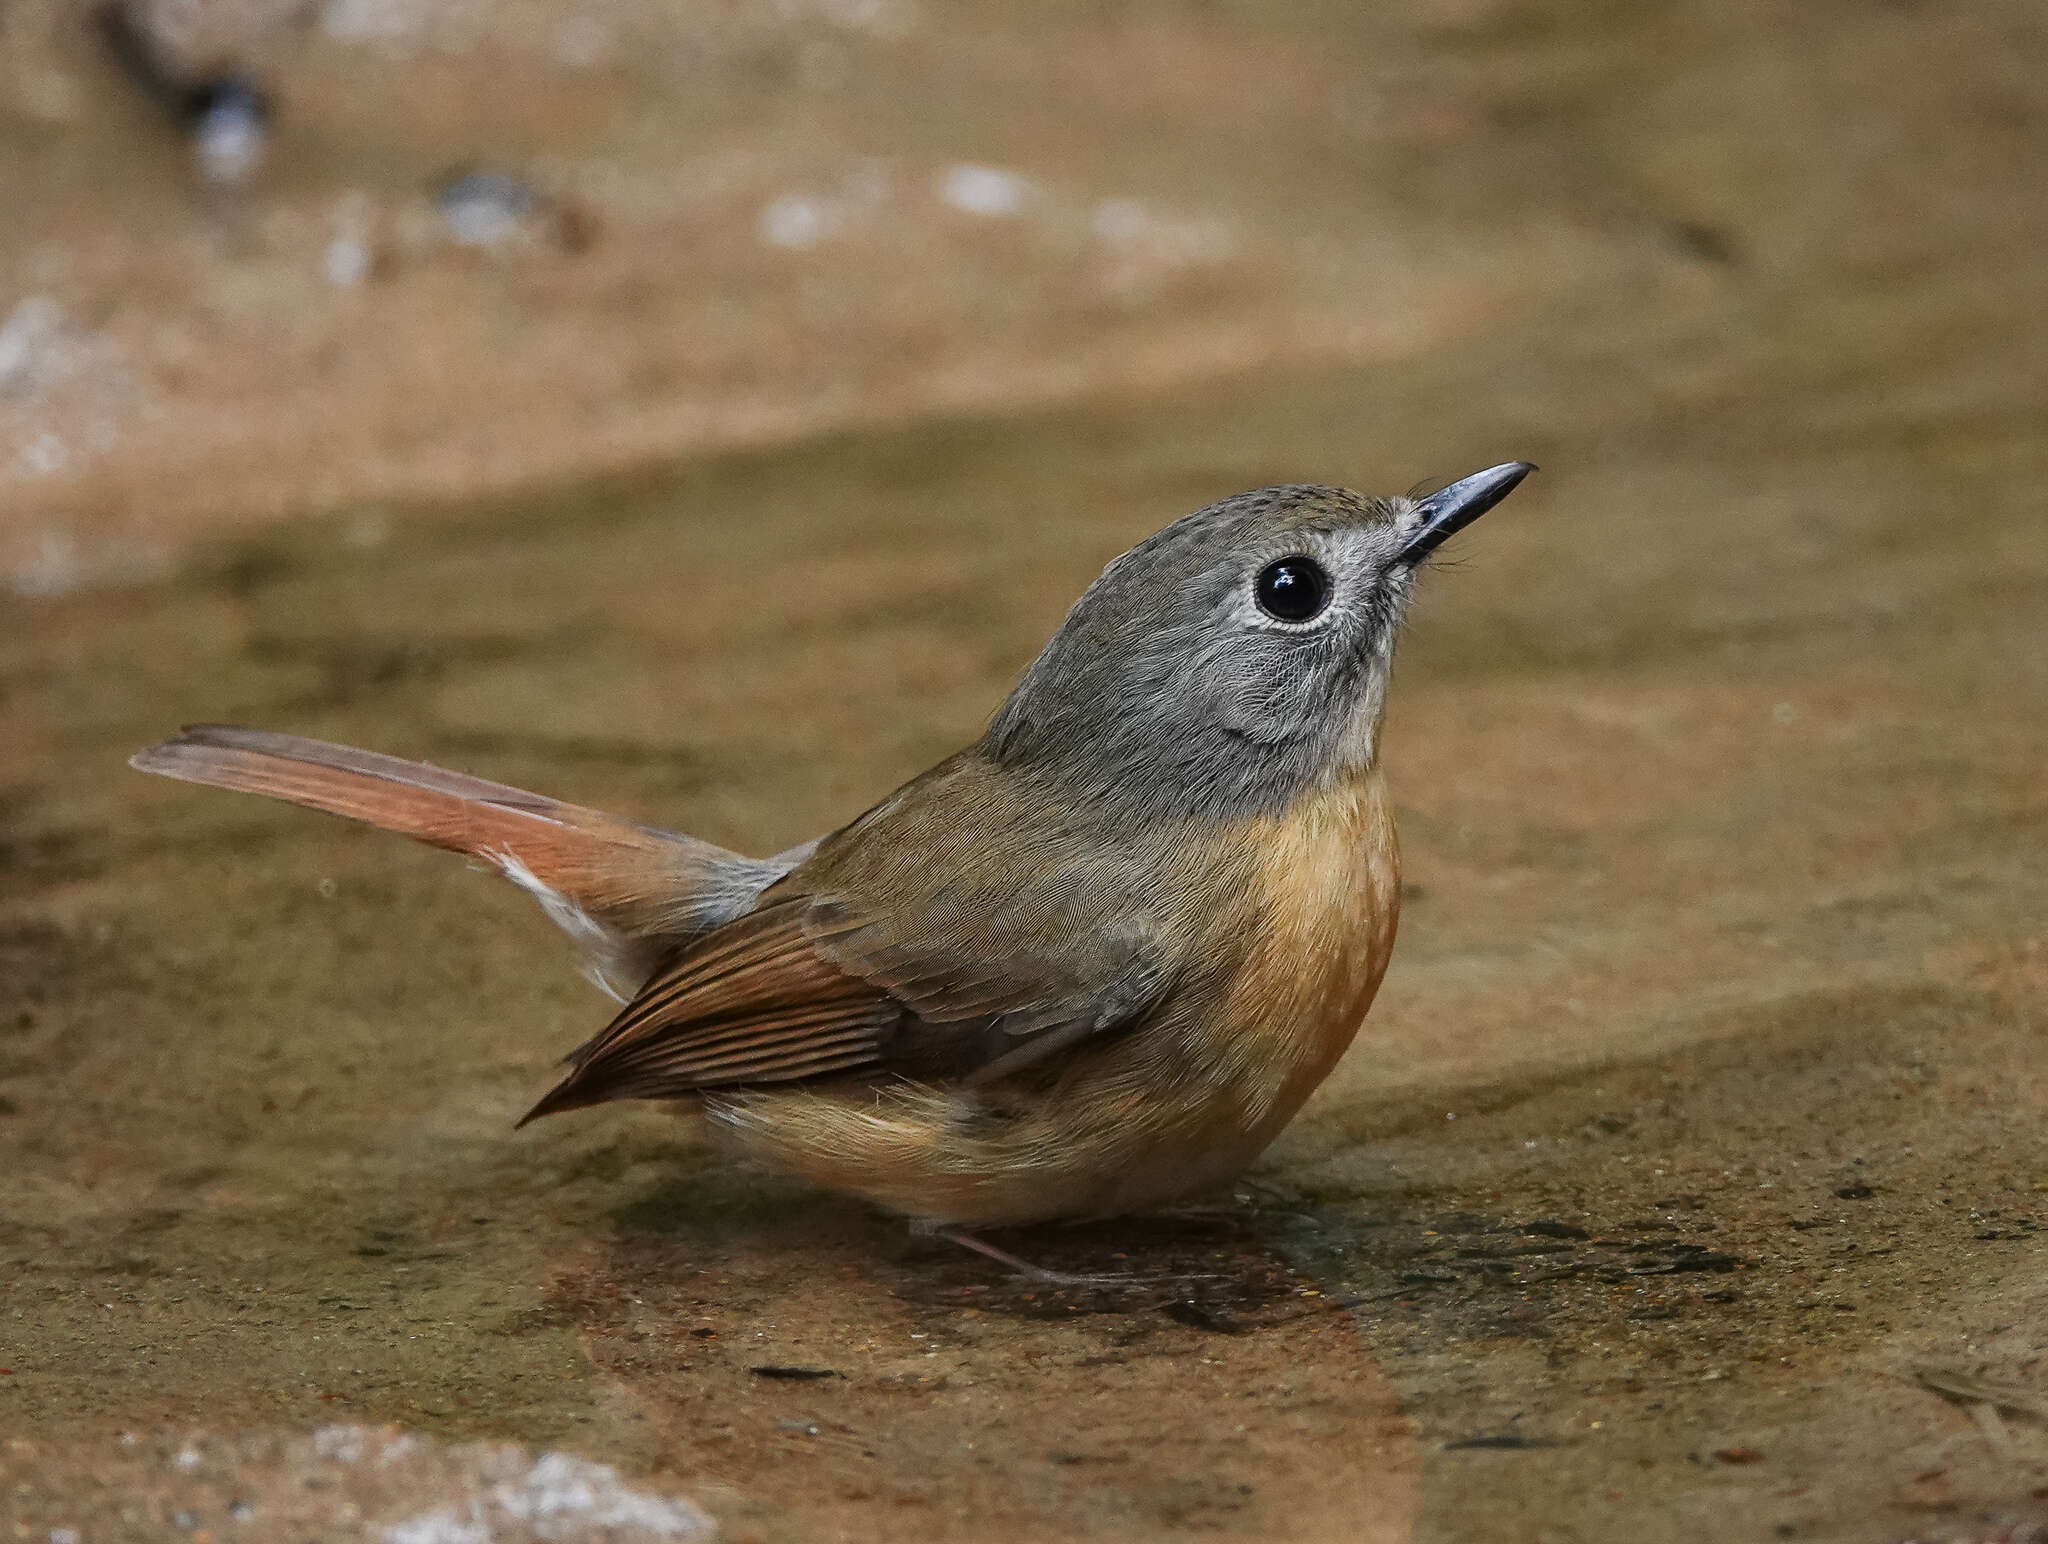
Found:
[133,464,1531,1267]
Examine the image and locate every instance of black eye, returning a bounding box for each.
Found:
[1253,556,1330,623]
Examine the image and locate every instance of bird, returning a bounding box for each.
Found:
[131,463,1533,1271]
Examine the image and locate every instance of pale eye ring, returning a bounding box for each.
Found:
[1252,556,1331,623]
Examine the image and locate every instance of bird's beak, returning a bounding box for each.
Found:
[1394,461,1536,566]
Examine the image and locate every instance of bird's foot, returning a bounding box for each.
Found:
[923,1225,1215,1288]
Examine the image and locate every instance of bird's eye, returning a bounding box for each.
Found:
[1252,557,1331,623]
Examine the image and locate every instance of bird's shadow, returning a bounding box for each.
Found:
[606,1157,1321,1326]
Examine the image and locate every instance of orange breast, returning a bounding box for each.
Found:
[1204,765,1402,1137]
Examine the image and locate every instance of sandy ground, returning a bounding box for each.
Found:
[3,0,2048,1540]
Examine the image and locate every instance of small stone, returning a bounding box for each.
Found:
[939,164,1030,217]
[324,238,371,287]
[759,195,832,249]
[191,79,269,186]
[0,298,66,398]
[436,172,536,247]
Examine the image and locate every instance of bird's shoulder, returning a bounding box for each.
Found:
[773,747,1188,1029]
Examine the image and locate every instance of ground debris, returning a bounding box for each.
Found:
[1904,1363,2048,1423]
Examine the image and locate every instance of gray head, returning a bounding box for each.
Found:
[984,463,1533,820]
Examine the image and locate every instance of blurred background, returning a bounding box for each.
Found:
[3,0,2033,590]
[2,2,2045,1541]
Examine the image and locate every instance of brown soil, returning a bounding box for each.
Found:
[3,0,2047,1540]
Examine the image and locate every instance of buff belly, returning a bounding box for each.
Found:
[703,770,1401,1228]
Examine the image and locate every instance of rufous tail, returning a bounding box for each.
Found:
[130,724,772,996]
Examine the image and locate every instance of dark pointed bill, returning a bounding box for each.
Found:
[1394,461,1536,565]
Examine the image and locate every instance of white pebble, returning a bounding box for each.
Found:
[437,173,535,248]
[0,297,65,398]
[324,238,370,287]
[312,1425,367,1464]
[20,431,68,477]
[758,195,832,249]
[939,163,1030,217]
[193,89,267,186]
[384,1509,487,1544]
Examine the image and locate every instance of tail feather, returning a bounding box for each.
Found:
[131,724,782,997]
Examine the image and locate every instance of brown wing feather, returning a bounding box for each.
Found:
[520,752,1180,1122]
[520,899,901,1121]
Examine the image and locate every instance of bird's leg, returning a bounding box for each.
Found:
[921,1225,1140,1288]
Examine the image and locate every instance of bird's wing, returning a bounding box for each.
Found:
[519,837,1171,1121]
[131,724,791,997]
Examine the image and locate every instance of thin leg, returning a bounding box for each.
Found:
[928,1226,1140,1288]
